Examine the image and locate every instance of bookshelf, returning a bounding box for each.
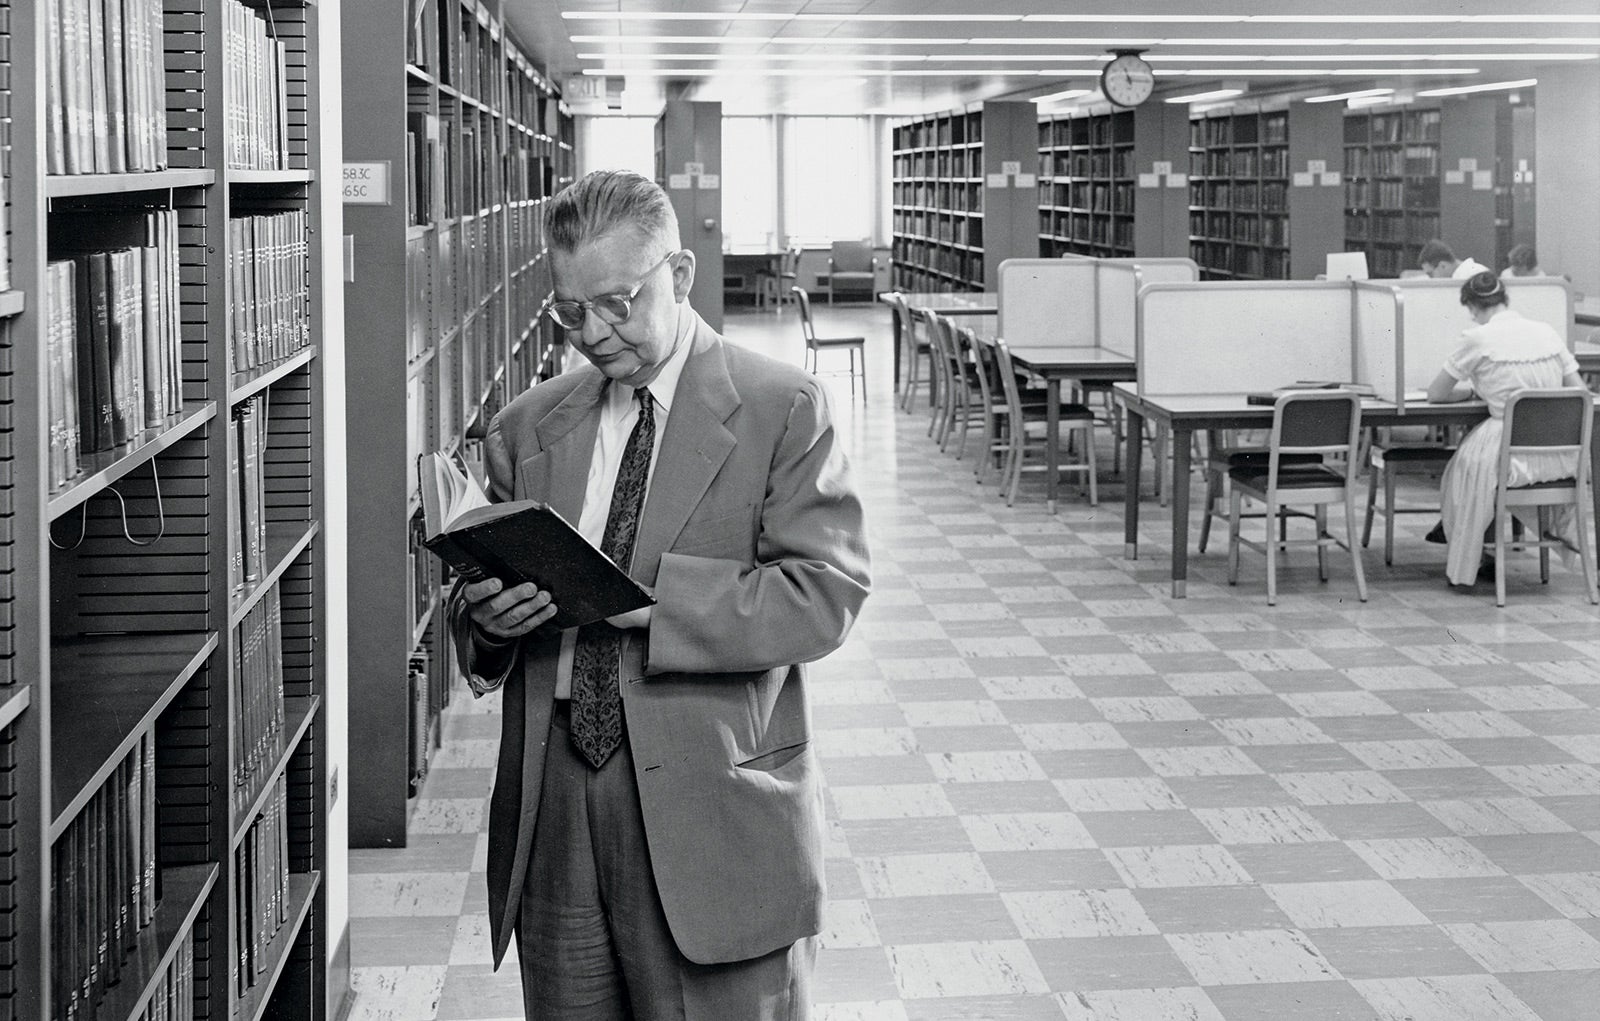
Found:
[891,102,1039,292]
[342,0,575,848]
[7,2,333,1021]
[1036,102,1190,262]
[1186,104,1344,281]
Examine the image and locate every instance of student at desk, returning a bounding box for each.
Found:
[1418,239,1490,280]
[1426,272,1585,586]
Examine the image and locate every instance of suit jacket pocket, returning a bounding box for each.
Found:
[735,740,809,774]
[670,502,758,557]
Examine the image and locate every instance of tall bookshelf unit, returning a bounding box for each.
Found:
[1186,103,1344,280]
[1342,106,1444,278]
[1036,103,1190,261]
[890,102,1039,292]
[6,2,333,1020]
[342,0,575,848]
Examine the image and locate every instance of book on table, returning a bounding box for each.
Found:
[1245,381,1376,405]
[417,451,655,630]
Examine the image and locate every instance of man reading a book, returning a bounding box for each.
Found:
[448,169,871,1020]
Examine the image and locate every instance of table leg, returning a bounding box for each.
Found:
[1170,425,1193,599]
[1123,406,1144,560]
[1592,411,1600,564]
[1046,378,1061,513]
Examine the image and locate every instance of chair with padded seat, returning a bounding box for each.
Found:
[1226,390,1367,606]
[791,286,866,401]
[1483,387,1599,607]
[1199,431,1324,555]
[885,293,933,414]
[826,240,877,304]
[1361,432,1456,566]
[993,335,1098,507]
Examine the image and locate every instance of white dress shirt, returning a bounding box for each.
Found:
[554,305,695,697]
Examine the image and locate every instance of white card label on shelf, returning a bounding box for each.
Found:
[698,174,720,189]
[1293,171,1314,187]
[1444,170,1466,185]
[1015,173,1037,188]
[342,161,392,205]
[1152,161,1172,175]
[986,173,1009,188]
[1001,160,1021,175]
[1167,174,1188,188]
[1307,159,1327,175]
[1459,157,1478,172]
[1472,170,1493,190]
[685,162,705,176]
[668,173,693,189]
[1322,171,1341,186]
[1138,173,1160,188]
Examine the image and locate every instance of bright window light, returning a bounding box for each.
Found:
[1305,88,1394,103]
[1165,88,1246,103]
[1416,77,1538,96]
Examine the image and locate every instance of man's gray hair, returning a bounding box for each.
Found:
[546,169,680,254]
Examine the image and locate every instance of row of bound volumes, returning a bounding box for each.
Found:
[230,396,271,593]
[409,651,431,797]
[133,929,195,1021]
[233,585,286,817]
[406,112,438,227]
[44,0,170,175]
[44,209,185,488]
[229,210,311,375]
[234,777,290,997]
[223,0,293,171]
[51,733,158,1021]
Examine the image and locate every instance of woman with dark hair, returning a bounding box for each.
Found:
[1425,271,1585,586]
[1501,243,1544,278]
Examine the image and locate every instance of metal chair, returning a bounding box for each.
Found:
[826,240,877,304]
[1226,390,1367,606]
[791,286,866,401]
[921,310,954,441]
[1361,431,1456,566]
[992,336,1098,507]
[885,293,933,414]
[1484,387,1599,607]
[759,246,802,311]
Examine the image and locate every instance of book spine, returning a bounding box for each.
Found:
[86,0,109,173]
[140,729,155,927]
[55,263,83,483]
[102,0,127,173]
[240,400,262,583]
[79,253,115,452]
[46,0,68,174]
[46,263,68,491]
[141,238,166,427]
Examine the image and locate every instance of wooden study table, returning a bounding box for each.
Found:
[1003,342,1136,512]
[1113,383,1600,599]
[1575,295,1600,329]
[881,291,998,386]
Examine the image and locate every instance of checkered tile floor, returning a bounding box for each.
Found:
[349,307,1600,1021]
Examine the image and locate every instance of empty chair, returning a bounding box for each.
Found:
[826,240,877,304]
[1199,430,1323,555]
[885,293,933,414]
[1361,430,1456,566]
[760,245,802,311]
[1482,387,1599,606]
[921,310,954,441]
[1226,390,1367,606]
[992,336,1098,507]
[791,286,867,401]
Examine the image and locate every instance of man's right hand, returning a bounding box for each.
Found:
[464,578,558,641]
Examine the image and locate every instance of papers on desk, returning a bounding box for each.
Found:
[1403,389,1430,403]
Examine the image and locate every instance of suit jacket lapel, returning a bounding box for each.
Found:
[632,317,740,584]
[525,370,606,523]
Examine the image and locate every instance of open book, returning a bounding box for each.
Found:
[417,451,655,630]
[1245,381,1376,406]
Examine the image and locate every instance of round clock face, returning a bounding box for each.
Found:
[1101,54,1155,108]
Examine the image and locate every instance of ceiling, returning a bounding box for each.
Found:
[499,0,1600,116]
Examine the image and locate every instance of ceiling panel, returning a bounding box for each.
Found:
[501,0,1600,115]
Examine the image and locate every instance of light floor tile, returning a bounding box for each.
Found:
[1013,722,1127,751]
[1137,745,1264,777]
[1054,776,1184,813]
[886,941,1049,999]
[1192,805,1336,845]
[1440,919,1600,972]
[1353,975,1542,1021]
[815,1003,911,1021]
[1262,880,1430,928]
[857,853,995,899]
[1165,929,1342,985]
[347,966,450,1021]
[1518,872,1600,918]
[1348,838,1506,880]
[816,728,921,758]
[1420,798,1573,836]
[899,700,1009,727]
[926,751,1048,783]
[1210,717,1331,746]
[349,872,471,919]
[1001,888,1158,939]
[1275,770,1412,806]
[1104,845,1251,888]
[958,812,1097,852]
[830,784,956,821]
[1054,986,1225,1021]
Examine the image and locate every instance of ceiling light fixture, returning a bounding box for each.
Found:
[1305,88,1394,103]
[1416,77,1538,96]
[1165,87,1246,104]
[1032,88,1095,103]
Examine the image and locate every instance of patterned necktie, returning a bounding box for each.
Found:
[569,386,655,768]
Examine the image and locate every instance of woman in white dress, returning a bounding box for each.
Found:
[1426,271,1585,586]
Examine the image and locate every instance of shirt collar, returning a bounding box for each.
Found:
[608,303,695,417]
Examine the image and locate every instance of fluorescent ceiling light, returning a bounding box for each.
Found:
[565,11,1600,25]
[1149,67,1479,76]
[1305,88,1394,103]
[1166,88,1246,103]
[571,35,961,46]
[1416,77,1538,96]
[1032,88,1094,103]
[971,36,1600,45]
[1144,52,1595,61]
[1347,94,1402,107]
[576,52,931,62]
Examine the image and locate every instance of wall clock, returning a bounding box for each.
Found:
[1101,51,1155,108]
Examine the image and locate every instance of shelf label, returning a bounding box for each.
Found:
[1015,172,1037,188]
[684,161,705,176]
[342,161,392,205]
[1138,172,1160,188]
[1444,170,1466,185]
[1001,160,1022,176]
[1322,170,1341,186]
[1167,173,1187,188]
[1307,159,1327,175]
[1472,169,1493,190]
[668,173,693,189]
[698,174,720,189]
[1459,157,1478,172]
[1293,171,1315,187]
[986,173,1009,188]
[1152,161,1172,176]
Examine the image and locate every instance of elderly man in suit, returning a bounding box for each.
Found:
[449,169,871,1020]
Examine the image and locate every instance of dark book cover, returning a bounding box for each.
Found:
[75,252,117,452]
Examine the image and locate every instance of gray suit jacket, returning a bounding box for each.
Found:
[449,313,871,968]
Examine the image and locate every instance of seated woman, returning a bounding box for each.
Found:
[1500,243,1544,279]
[1426,271,1584,587]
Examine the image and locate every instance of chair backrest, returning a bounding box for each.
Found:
[1271,390,1362,480]
[780,246,802,277]
[966,327,999,410]
[1500,386,1592,486]
[993,336,1027,421]
[829,240,874,273]
[920,310,949,390]
[791,286,817,344]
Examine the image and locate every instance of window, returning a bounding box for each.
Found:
[720,117,777,249]
[576,116,657,178]
[783,117,875,246]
